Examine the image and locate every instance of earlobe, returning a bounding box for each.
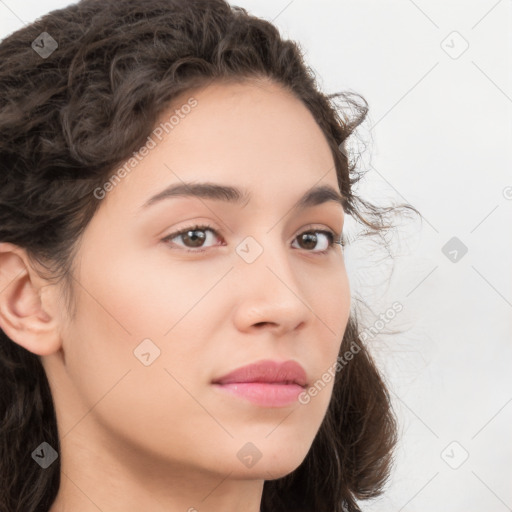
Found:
[0,242,62,356]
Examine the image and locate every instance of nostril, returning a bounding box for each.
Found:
[254,322,274,328]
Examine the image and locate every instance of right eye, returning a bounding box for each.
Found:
[161,223,223,253]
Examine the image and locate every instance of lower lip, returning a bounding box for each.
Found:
[213,382,305,407]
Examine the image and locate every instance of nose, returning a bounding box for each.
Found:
[231,238,312,336]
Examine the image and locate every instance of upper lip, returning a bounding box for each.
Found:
[212,359,308,387]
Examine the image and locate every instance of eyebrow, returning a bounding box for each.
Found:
[140,181,346,212]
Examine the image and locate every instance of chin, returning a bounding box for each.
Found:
[234,445,310,480]
[232,459,305,481]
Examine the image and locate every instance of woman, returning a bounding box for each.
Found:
[0,0,412,510]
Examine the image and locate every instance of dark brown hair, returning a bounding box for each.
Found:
[0,0,416,510]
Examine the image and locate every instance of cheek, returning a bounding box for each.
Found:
[66,248,219,381]
[62,248,226,426]
[306,260,351,351]
[61,277,220,466]
[84,246,230,340]
[301,262,351,405]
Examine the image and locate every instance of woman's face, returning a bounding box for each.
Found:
[44,79,350,484]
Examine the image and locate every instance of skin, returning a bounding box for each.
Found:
[0,79,350,511]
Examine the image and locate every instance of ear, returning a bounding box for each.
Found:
[0,242,62,356]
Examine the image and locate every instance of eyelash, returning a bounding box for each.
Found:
[162,223,345,255]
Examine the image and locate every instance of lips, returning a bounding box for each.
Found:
[212,359,308,387]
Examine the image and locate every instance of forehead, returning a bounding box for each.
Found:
[100,79,339,212]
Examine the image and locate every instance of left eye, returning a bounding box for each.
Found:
[161,224,341,254]
[291,229,336,253]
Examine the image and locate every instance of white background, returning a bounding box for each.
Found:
[1,1,511,510]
